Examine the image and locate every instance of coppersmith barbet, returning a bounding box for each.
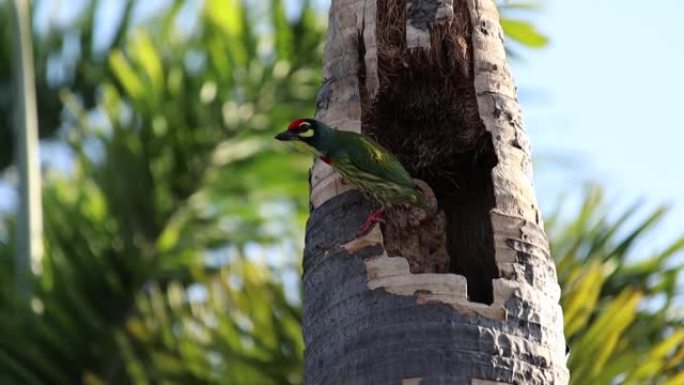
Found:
[275,118,428,234]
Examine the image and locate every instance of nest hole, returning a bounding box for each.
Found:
[361,0,499,304]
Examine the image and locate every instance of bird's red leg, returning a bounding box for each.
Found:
[357,207,385,235]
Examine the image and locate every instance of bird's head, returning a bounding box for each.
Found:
[274,118,332,153]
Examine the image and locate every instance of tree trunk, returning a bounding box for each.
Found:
[303,0,569,384]
[11,0,44,295]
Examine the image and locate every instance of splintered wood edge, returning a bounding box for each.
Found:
[344,225,565,381]
[344,226,512,320]
[467,0,542,225]
[467,0,562,309]
[466,2,569,382]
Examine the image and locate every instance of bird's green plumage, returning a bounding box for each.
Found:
[276,119,423,207]
[327,131,421,206]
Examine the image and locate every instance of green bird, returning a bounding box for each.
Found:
[275,118,427,235]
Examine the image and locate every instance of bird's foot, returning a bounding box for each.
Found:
[357,207,386,236]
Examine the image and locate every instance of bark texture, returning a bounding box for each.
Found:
[304,0,568,384]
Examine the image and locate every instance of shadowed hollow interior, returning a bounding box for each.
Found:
[360,0,499,303]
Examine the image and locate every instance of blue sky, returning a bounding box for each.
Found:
[511,0,684,251]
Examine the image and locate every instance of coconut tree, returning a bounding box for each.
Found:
[302,0,568,383]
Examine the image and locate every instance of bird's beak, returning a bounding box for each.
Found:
[275,130,298,141]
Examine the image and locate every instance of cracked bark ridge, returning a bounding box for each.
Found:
[315,0,364,133]
[470,0,567,382]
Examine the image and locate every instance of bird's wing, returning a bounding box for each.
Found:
[336,131,415,187]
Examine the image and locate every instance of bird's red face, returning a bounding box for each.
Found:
[288,119,309,131]
[275,119,315,141]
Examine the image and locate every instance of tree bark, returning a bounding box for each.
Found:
[303,0,568,384]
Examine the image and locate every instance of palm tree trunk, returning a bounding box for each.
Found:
[10,0,44,296]
[303,0,568,384]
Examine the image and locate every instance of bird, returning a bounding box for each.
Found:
[275,118,430,235]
